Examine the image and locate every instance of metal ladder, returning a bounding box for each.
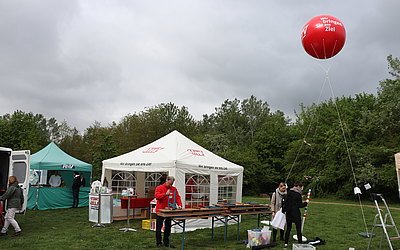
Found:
[367,193,400,250]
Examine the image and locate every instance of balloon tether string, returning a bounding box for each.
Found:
[285,63,329,184]
[325,68,369,234]
[285,62,369,234]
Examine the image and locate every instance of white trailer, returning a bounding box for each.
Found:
[0,147,30,213]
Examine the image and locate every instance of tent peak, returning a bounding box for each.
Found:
[31,142,92,171]
[103,129,243,172]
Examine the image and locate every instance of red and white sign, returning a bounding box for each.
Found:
[90,197,99,209]
[142,147,164,153]
[187,149,204,156]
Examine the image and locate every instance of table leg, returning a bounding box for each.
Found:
[181,220,186,250]
[119,197,136,232]
[237,215,240,241]
[127,198,130,227]
[212,217,215,240]
[224,216,228,242]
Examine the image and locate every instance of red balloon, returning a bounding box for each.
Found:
[301,15,346,59]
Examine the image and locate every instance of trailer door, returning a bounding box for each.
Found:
[10,150,30,213]
[0,148,12,196]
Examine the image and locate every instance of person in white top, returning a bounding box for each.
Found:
[49,172,62,187]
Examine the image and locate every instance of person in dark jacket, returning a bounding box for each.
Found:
[282,181,309,248]
[72,172,82,208]
[0,176,23,236]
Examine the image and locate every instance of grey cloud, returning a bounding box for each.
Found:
[0,0,399,131]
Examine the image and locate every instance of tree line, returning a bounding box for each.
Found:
[1,56,399,200]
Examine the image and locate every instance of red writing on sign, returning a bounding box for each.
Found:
[142,147,164,153]
[90,197,98,206]
[187,149,204,156]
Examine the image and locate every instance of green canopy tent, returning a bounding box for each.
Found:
[27,142,92,210]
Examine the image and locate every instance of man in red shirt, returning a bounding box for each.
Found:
[154,176,182,248]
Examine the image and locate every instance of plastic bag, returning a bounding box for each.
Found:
[271,208,286,230]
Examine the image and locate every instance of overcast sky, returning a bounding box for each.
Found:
[1,0,399,131]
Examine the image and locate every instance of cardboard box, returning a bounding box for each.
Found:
[141,208,149,218]
[147,186,156,198]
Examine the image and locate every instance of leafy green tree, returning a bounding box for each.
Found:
[138,103,197,142]
[112,103,198,155]
[212,96,269,146]
[198,96,272,194]
[83,122,117,179]
[254,110,292,190]
[0,111,50,152]
[213,98,246,146]
[46,117,61,143]
[58,121,85,161]
[219,146,266,195]
[241,95,270,143]
[112,114,146,155]
[376,55,400,145]
[287,93,380,198]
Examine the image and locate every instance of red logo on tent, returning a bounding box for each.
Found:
[187,149,204,156]
[142,147,164,153]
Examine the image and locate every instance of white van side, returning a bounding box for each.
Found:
[0,147,30,213]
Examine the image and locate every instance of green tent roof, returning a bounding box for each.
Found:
[31,142,92,172]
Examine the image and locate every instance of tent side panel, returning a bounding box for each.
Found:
[395,153,400,200]
[174,167,185,207]
[236,172,243,203]
[209,174,218,206]
[27,187,89,210]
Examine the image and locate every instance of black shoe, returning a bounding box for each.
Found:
[156,243,163,248]
[0,232,7,237]
[12,231,21,237]
[164,244,175,248]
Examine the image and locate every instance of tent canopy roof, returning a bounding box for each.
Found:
[103,130,243,173]
[31,142,92,172]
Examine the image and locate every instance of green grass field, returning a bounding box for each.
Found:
[1,197,400,249]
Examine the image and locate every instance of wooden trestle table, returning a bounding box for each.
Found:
[157,203,271,250]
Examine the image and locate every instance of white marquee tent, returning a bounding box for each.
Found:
[102,130,244,231]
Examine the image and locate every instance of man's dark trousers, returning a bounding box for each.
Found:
[72,188,80,208]
[156,215,172,246]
